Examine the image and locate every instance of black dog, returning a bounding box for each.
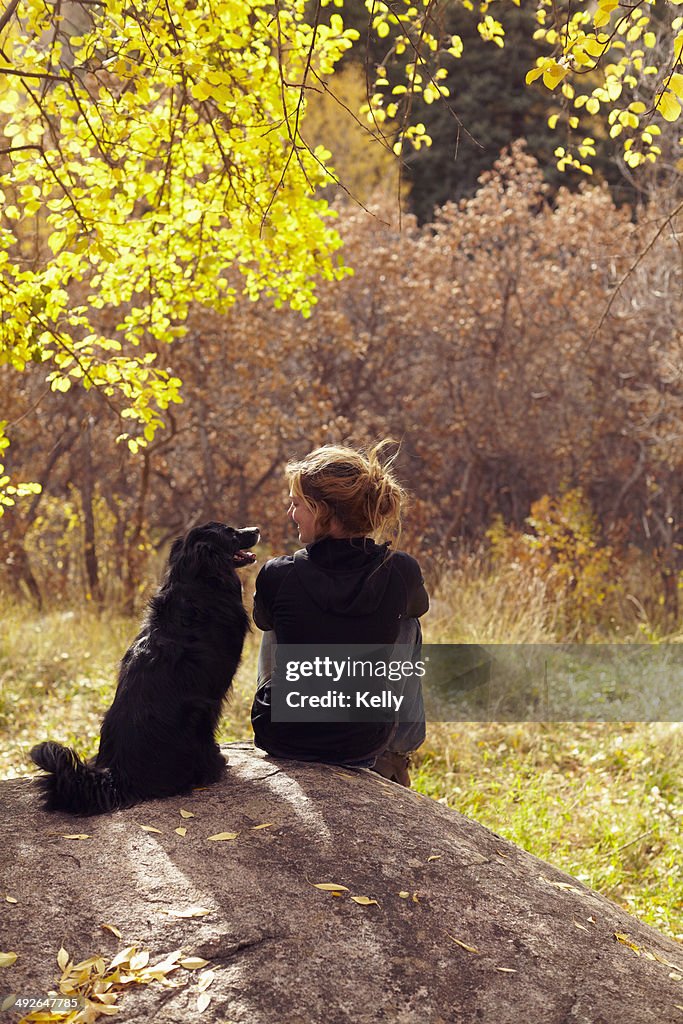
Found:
[30,521,259,814]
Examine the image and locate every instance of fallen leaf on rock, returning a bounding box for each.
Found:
[4,895,17,904]
[312,883,349,892]
[109,946,137,970]
[398,891,410,899]
[92,991,117,1006]
[670,972,683,981]
[179,958,209,970]
[175,827,187,837]
[139,825,163,834]
[447,934,480,954]
[61,833,90,840]
[129,951,149,971]
[141,950,183,979]
[0,995,15,1011]
[180,809,195,819]
[652,950,683,971]
[0,952,17,967]
[495,967,517,973]
[57,947,69,970]
[100,924,122,939]
[197,969,215,992]
[350,896,378,906]
[162,906,212,918]
[542,877,583,894]
[197,991,212,1012]
[573,921,589,932]
[251,823,275,830]
[207,832,238,841]
[427,855,442,862]
[615,933,641,955]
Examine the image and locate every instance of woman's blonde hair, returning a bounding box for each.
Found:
[286,440,407,544]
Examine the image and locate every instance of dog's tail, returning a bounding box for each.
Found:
[30,741,124,815]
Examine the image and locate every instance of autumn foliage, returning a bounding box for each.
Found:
[1,144,681,620]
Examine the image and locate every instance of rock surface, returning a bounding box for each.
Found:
[1,742,682,1024]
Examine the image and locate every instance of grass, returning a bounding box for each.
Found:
[1,580,681,943]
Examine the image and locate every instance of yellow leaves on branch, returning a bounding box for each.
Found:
[361,0,681,176]
[1,0,681,510]
[525,1,683,172]
[0,0,356,501]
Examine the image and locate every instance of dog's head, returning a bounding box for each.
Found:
[168,522,260,581]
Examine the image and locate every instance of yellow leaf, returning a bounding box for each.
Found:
[579,38,602,60]
[495,967,517,973]
[312,883,349,892]
[543,63,569,90]
[5,896,17,904]
[179,809,195,819]
[0,952,18,967]
[61,833,90,840]
[398,891,410,899]
[197,991,211,1012]
[100,924,122,938]
[139,825,163,834]
[162,906,212,918]
[447,934,480,954]
[129,950,149,971]
[250,823,275,830]
[656,90,681,122]
[179,958,210,970]
[525,66,544,85]
[57,947,69,970]
[197,969,215,992]
[207,832,238,841]
[615,932,641,954]
[350,896,378,906]
[427,855,442,862]
[669,72,683,99]
[175,827,187,837]
[109,946,137,969]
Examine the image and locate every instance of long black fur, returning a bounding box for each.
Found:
[31,521,259,815]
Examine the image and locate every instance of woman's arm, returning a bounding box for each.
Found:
[252,565,274,631]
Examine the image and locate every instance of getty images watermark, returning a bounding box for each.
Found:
[282,654,427,713]
[267,644,683,723]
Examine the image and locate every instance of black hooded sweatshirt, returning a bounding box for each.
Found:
[250,537,429,762]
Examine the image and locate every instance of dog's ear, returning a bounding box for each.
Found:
[169,537,184,565]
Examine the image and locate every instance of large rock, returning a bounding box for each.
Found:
[1,743,682,1023]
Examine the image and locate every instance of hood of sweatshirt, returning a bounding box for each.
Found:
[293,537,392,617]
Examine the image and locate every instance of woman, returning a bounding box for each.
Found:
[250,441,429,786]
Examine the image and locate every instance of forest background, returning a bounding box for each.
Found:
[0,0,681,946]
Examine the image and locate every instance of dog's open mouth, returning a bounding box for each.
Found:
[233,550,257,568]
[232,527,260,568]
